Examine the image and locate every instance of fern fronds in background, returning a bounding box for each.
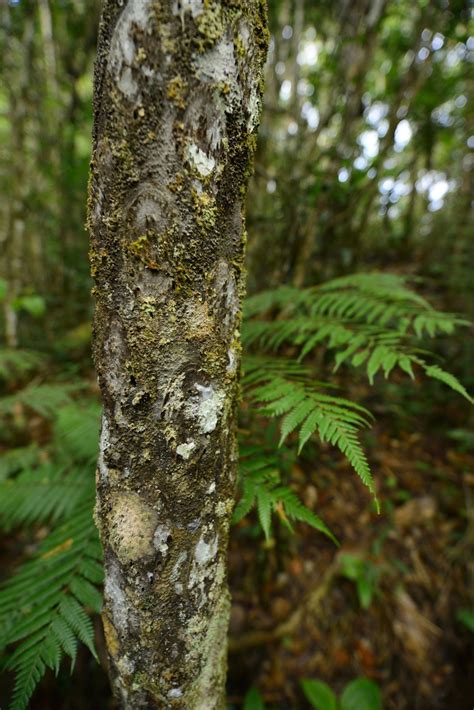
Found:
[0,387,102,710]
[0,501,102,710]
[234,273,472,537]
[0,349,46,382]
[0,382,79,418]
[243,272,472,399]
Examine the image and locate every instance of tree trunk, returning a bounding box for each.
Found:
[87,2,268,707]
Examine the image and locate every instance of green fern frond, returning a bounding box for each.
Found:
[244,285,303,318]
[0,500,102,710]
[0,349,46,382]
[0,464,92,530]
[271,486,337,543]
[0,383,77,418]
[418,362,474,403]
[53,402,101,463]
[316,272,431,308]
[0,445,39,482]
[234,445,337,543]
[242,273,471,399]
[245,371,376,505]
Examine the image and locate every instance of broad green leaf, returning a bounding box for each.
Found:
[340,678,382,710]
[357,575,375,610]
[300,678,337,710]
[13,295,46,318]
[243,686,266,710]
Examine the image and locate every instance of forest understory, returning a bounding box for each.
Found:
[1,0,472,707]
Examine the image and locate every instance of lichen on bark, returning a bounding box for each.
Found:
[87,1,268,707]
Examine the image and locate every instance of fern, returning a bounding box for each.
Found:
[234,444,338,544]
[243,272,472,400]
[242,358,377,506]
[53,402,101,464]
[0,349,46,382]
[240,273,471,519]
[0,464,92,530]
[0,501,102,710]
[0,399,103,710]
[0,382,78,418]
[0,445,39,482]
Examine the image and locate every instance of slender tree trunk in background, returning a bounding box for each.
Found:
[88,2,268,707]
[1,7,35,347]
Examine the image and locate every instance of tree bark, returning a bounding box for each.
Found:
[87,2,268,707]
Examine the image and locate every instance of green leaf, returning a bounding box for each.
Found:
[357,575,375,610]
[257,490,272,541]
[339,555,378,609]
[243,686,266,710]
[0,278,6,302]
[274,487,338,545]
[300,678,337,710]
[13,295,46,318]
[456,608,474,633]
[367,346,388,385]
[423,365,473,404]
[340,678,382,710]
[398,356,415,379]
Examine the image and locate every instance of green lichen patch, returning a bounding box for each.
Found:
[195,5,225,51]
[167,75,188,110]
[191,187,218,231]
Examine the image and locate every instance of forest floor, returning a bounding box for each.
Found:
[227,378,474,710]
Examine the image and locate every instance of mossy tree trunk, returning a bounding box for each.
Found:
[88,1,268,707]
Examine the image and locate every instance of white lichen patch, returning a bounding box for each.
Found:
[176,440,196,460]
[104,559,132,630]
[108,1,149,99]
[153,524,171,556]
[247,82,261,131]
[188,532,219,596]
[186,384,225,434]
[116,653,136,676]
[171,551,188,594]
[109,492,158,564]
[172,0,204,19]
[186,143,216,177]
[117,66,138,99]
[168,687,183,699]
[215,500,231,518]
[226,347,237,373]
[239,21,251,48]
[98,413,111,482]
[195,533,218,565]
[187,517,201,532]
[194,36,242,108]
